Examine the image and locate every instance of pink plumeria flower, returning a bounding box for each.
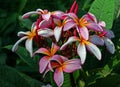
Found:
[12,23,54,57]
[60,35,101,64]
[33,43,60,73]
[63,13,103,40]
[51,55,81,87]
[22,8,65,21]
[89,22,115,54]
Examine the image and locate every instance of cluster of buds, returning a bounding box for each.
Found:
[12,1,115,87]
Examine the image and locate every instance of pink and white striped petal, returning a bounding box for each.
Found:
[79,27,89,40]
[51,43,60,55]
[52,11,65,19]
[63,59,81,73]
[89,35,104,46]
[60,36,79,50]
[54,26,62,42]
[39,56,49,73]
[38,28,54,37]
[33,48,50,56]
[86,42,101,60]
[39,19,52,28]
[86,23,103,31]
[22,11,40,19]
[98,21,106,27]
[54,68,64,87]
[63,19,76,31]
[77,43,86,64]
[42,12,51,21]
[104,37,115,54]
[25,39,33,57]
[12,36,27,52]
[66,13,78,20]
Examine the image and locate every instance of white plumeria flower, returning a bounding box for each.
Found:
[12,22,54,57]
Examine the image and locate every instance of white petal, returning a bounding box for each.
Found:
[25,39,33,57]
[60,36,79,50]
[54,26,62,42]
[31,22,37,31]
[86,42,101,60]
[77,44,86,64]
[42,12,51,21]
[104,37,115,54]
[98,21,106,27]
[22,11,40,19]
[36,9,44,13]
[38,28,54,37]
[17,31,29,37]
[12,36,27,52]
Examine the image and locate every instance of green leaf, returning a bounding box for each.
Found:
[18,0,27,13]
[0,65,43,87]
[62,73,71,87]
[115,0,120,18]
[4,45,37,70]
[89,0,115,29]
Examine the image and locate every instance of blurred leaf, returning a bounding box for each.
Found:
[18,0,27,13]
[0,65,43,87]
[62,73,71,87]
[0,53,7,65]
[89,0,115,29]
[88,73,120,87]
[115,0,120,19]
[4,45,37,70]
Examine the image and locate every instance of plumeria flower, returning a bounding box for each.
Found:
[89,22,115,54]
[63,13,103,40]
[51,55,81,87]
[60,35,101,64]
[33,43,61,73]
[12,22,54,57]
[22,8,65,21]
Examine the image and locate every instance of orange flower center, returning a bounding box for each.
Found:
[79,18,88,27]
[28,30,36,39]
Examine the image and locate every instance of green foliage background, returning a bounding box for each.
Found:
[0,0,120,87]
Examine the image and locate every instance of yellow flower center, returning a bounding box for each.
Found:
[28,30,36,39]
[79,18,88,27]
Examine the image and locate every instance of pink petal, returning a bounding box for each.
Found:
[53,18,61,25]
[39,19,52,28]
[38,28,54,37]
[79,27,89,40]
[60,36,79,50]
[39,56,49,73]
[25,39,33,57]
[86,42,101,60]
[77,43,86,64]
[63,19,76,31]
[22,11,40,19]
[104,37,115,54]
[42,12,51,21]
[33,48,50,56]
[89,35,104,46]
[66,13,78,20]
[54,68,64,87]
[51,43,60,55]
[12,36,27,52]
[54,26,62,42]
[51,55,63,64]
[63,59,81,73]
[86,23,103,31]
[98,21,106,27]
[52,11,65,19]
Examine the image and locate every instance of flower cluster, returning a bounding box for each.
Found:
[12,1,115,87]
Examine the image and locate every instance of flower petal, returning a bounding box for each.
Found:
[17,31,29,37]
[52,11,65,19]
[38,28,54,37]
[89,35,104,46]
[12,36,27,52]
[98,21,106,27]
[39,19,52,28]
[51,43,60,55]
[66,13,78,20]
[63,19,76,31]
[54,26,62,42]
[54,68,64,87]
[63,59,81,73]
[86,42,101,60]
[53,18,61,25]
[105,30,115,39]
[33,48,50,56]
[79,27,89,40]
[104,37,115,54]
[22,11,40,19]
[77,43,86,64]
[60,36,79,50]
[25,39,33,57]
[42,12,51,21]
[86,23,103,31]
[39,56,49,73]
